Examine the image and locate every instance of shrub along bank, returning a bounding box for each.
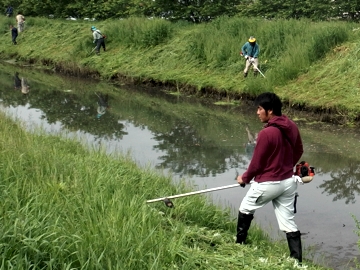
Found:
[0,16,359,124]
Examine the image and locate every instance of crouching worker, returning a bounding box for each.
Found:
[91,26,105,55]
[241,36,260,78]
[236,92,304,264]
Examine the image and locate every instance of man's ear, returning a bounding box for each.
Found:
[268,109,273,116]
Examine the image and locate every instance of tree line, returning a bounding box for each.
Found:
[2,0,360,22]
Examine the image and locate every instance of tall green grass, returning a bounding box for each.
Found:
[0,16,352,89]
[0,15,359,119]
[180,17,349,91]
[106,17,176,48]
[354,215,360,269]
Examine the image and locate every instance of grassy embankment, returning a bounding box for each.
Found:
[0,16,358,268]
[0,16,359,124]
[0,113,335,269]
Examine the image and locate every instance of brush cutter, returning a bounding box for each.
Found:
[251,62,266,78]
[87,46,97,56]
[240,52,266,78]
[147,170,245,208]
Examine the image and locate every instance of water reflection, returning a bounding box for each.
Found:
[0,64,359,269]
[0,70,359,206]
[0,67,359,206]
[245,126,257,144]
[95,92,109,119]
[14,72,21,89]
[244,143,255,159]
[40,92,126,140]
[153,122,248,177]
[320,160,360,204]
[0,86,127,140]
[244,126,257,159]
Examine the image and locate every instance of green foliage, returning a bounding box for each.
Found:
[0,0,243,21]
[175,16,349,88]
[238,0,360,21]
[2,0,360,22]
[353,215,360,268]
[106,17,175,48]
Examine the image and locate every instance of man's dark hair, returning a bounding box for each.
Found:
[254,92,282,116]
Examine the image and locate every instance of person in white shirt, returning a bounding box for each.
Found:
[91,26,106,55]
[16,12,25,32]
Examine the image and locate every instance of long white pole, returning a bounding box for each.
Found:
[252,62,266,78]
[146,183,241,203]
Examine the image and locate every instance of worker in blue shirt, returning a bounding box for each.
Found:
[241,36,260,78]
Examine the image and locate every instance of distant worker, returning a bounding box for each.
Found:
[91,26,106,55]
[241,36,260,78]
[5,5,13,17]
[10,25,18,45]
[16,12,25,32]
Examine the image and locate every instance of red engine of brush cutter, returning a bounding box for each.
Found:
[295,161,315,183]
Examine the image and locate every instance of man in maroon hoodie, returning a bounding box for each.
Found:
[236,92,304,264]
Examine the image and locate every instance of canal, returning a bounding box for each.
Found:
[0,63,359,269]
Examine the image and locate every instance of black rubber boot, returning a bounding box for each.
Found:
[286,231,302,263]
[236,211,254,244]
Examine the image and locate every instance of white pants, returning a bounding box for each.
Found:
[239,177,298,232]
[17,22,24,32]
[244,58,259,74]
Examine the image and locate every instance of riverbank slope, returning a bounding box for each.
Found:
[0,113,334,269]
[0,16,359,125]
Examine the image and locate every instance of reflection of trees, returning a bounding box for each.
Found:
[153,122,247,177]
[245,143,255,159]
[319,161,360,204]
[0,89,127,140]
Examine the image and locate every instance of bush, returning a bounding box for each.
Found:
[106,17,175,48]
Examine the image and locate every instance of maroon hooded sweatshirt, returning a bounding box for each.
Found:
[242,115,303,183]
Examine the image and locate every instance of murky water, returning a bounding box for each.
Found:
[0,63,359,269]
